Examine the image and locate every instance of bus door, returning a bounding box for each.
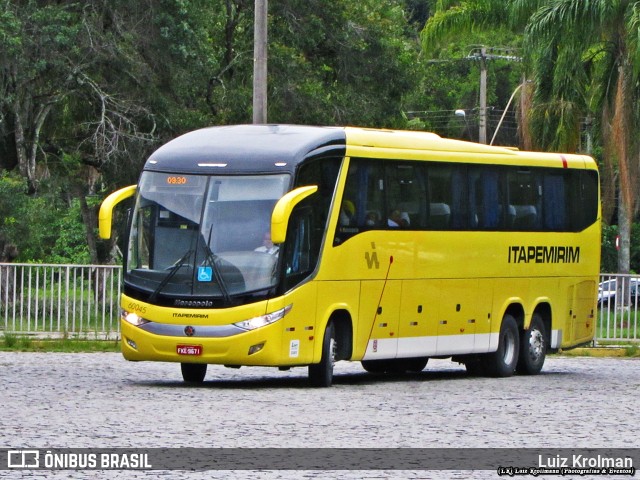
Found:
[360,280,401,359]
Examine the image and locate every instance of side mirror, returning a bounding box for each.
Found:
[271,185,318,244]
[98,185,137,239]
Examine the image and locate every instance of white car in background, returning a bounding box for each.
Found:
[598,277,639,306]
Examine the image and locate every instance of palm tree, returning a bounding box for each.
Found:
[519,0,640,274]
[422,0,640,274]
[420,1,510,48]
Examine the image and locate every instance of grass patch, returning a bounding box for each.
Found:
[3,332,17,348]
[1,333,32,349]
[624,344,640,357]
[0,335,120,352]
[558,346,640,358]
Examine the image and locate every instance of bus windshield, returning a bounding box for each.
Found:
[126,171,290,300]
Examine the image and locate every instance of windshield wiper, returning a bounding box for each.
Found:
[149,249,193,303]
[202,227,231,305]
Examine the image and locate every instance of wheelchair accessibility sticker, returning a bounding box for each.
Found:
[197,266,213,282]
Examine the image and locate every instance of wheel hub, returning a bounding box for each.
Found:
[528,329,544,361]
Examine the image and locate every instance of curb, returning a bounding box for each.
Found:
[559,347,631,357]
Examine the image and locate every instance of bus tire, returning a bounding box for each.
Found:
[181,363,207,383]
[400,357,429,373]
[464,356,486,376]
[516,313,547,375]
[361,357,428,374]
[361,359,388,374]
[309,322,336,387]
[485,314,519,377]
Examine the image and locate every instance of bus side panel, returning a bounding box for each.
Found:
[565,280,597,347]
[272,281,318,366]
[396,279,439,358]
[490,278,529,350]
[358,280,401,360]
[435,279,478,355]
[473,278,495,353]
[315,280,360,362]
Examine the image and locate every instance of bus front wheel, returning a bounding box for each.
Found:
[181,363,207,383]
[309,322,336,387]
[485,314,519,377]
[516,313,546,375]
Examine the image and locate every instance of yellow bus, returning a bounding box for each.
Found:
[99,125,600,386]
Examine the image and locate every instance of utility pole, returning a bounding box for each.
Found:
[468,46,521,144]
[479,47,487,144]
[253,0,268,124]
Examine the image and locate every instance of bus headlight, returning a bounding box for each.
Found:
[234,304,292,331]
[122,310,150,327]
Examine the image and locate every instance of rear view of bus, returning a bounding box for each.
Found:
[99,125,600,386]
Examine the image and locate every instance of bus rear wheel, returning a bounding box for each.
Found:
[399,357,429,373]
[464,356,486,376]
[181,363,207,383]
[485,314,519,377]
[361,359,388,374]
[309,322,336,387]
[516,313,547,375]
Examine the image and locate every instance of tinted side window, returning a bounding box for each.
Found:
[283,157,341,288]
[470,167,506,229]
[335,158,598,238]
[426,164,453,229]
[336,158,428,243]
[507,168,542,230]
[386,163,427,229]
[569,170,599,231]
[541,172,567,231]
[343,159,385,229]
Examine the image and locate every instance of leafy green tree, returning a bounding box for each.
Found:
[0,0,425,264]
[0,0,224,263]
[0,1,80,193]
[265,0,420,127]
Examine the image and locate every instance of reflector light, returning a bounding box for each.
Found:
[248,343,265,355]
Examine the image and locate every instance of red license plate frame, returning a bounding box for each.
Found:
[176,345,203,356]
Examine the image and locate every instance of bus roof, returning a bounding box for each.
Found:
[144,124,596,174]
[344,126,596,170]
[145,124,346,174]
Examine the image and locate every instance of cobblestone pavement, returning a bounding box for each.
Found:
[1,353,638,479]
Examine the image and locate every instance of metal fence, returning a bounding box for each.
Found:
[596,273,639,343]
[0,263,121,338]
[0,264,638,343]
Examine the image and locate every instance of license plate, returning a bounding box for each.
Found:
[177,345,202,356]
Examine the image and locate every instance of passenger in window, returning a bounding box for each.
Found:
[340,200,356,226]
[388,209,410,228]
[365,211,379,226]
